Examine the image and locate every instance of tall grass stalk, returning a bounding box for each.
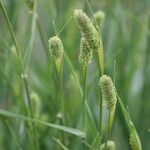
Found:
[86,2,104,147]
[104,110,115,150]
[48,34,65,144]
[82,66,88,149]
[99,75,117,150]
[96,48,104,149]
[59,58,65,144]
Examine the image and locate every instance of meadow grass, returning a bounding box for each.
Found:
[0,0,149,150]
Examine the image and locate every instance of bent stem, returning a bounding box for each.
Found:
[82,66,88,149]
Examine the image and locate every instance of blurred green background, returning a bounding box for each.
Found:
[0,0,149,149]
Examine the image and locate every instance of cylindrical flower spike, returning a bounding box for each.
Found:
[48,36,63,61]
[74,9,100,51]
[48,36,64,74]
[99,75,117,110]
[79,38,93,66]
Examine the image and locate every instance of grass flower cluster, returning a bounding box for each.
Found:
[48,36,63,61]
[74,9,100,51]
[99,75,117,111]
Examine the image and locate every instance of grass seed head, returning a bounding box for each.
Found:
[94,10,105,26]
[48,36,63,61]
[79,38,93,66]
[74,9,100,51]
[129,128,142,150]
[100,140,115,150]
[99,75,117,110]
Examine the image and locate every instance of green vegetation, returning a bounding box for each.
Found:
[0,0,149,149]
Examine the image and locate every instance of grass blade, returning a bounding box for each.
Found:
[117,94,142,150]
[0,109,85,138]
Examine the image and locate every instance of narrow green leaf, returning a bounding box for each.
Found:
[0,109,85,138]
[117,94,142,150]
[23,0,37,69]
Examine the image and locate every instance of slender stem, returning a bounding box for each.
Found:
[36,19,49,59]
[59,60,65,144]
[95,19,104,149]
[57,16,73,35]
[104,109,115,150]
[83,67,87,131]
[96,47,104,149]
[51,22,66,144]
[60,61,64,117]
[64,52,82,94]
[53,20,58,36]
[104,111,110,150]
[98,89,103,149]
[21,66,39,150]
[52,57,65,144]
[82,66,87,149]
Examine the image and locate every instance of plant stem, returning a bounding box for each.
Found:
[36,19,49,59]
[82,66,88,149]
[60,60,64,118]
[104,112,111,150]
[97,46,104,149]
[52,57,65,144]
[59,59,65,144]
[104,109,115,150]
[51,21,66,144]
